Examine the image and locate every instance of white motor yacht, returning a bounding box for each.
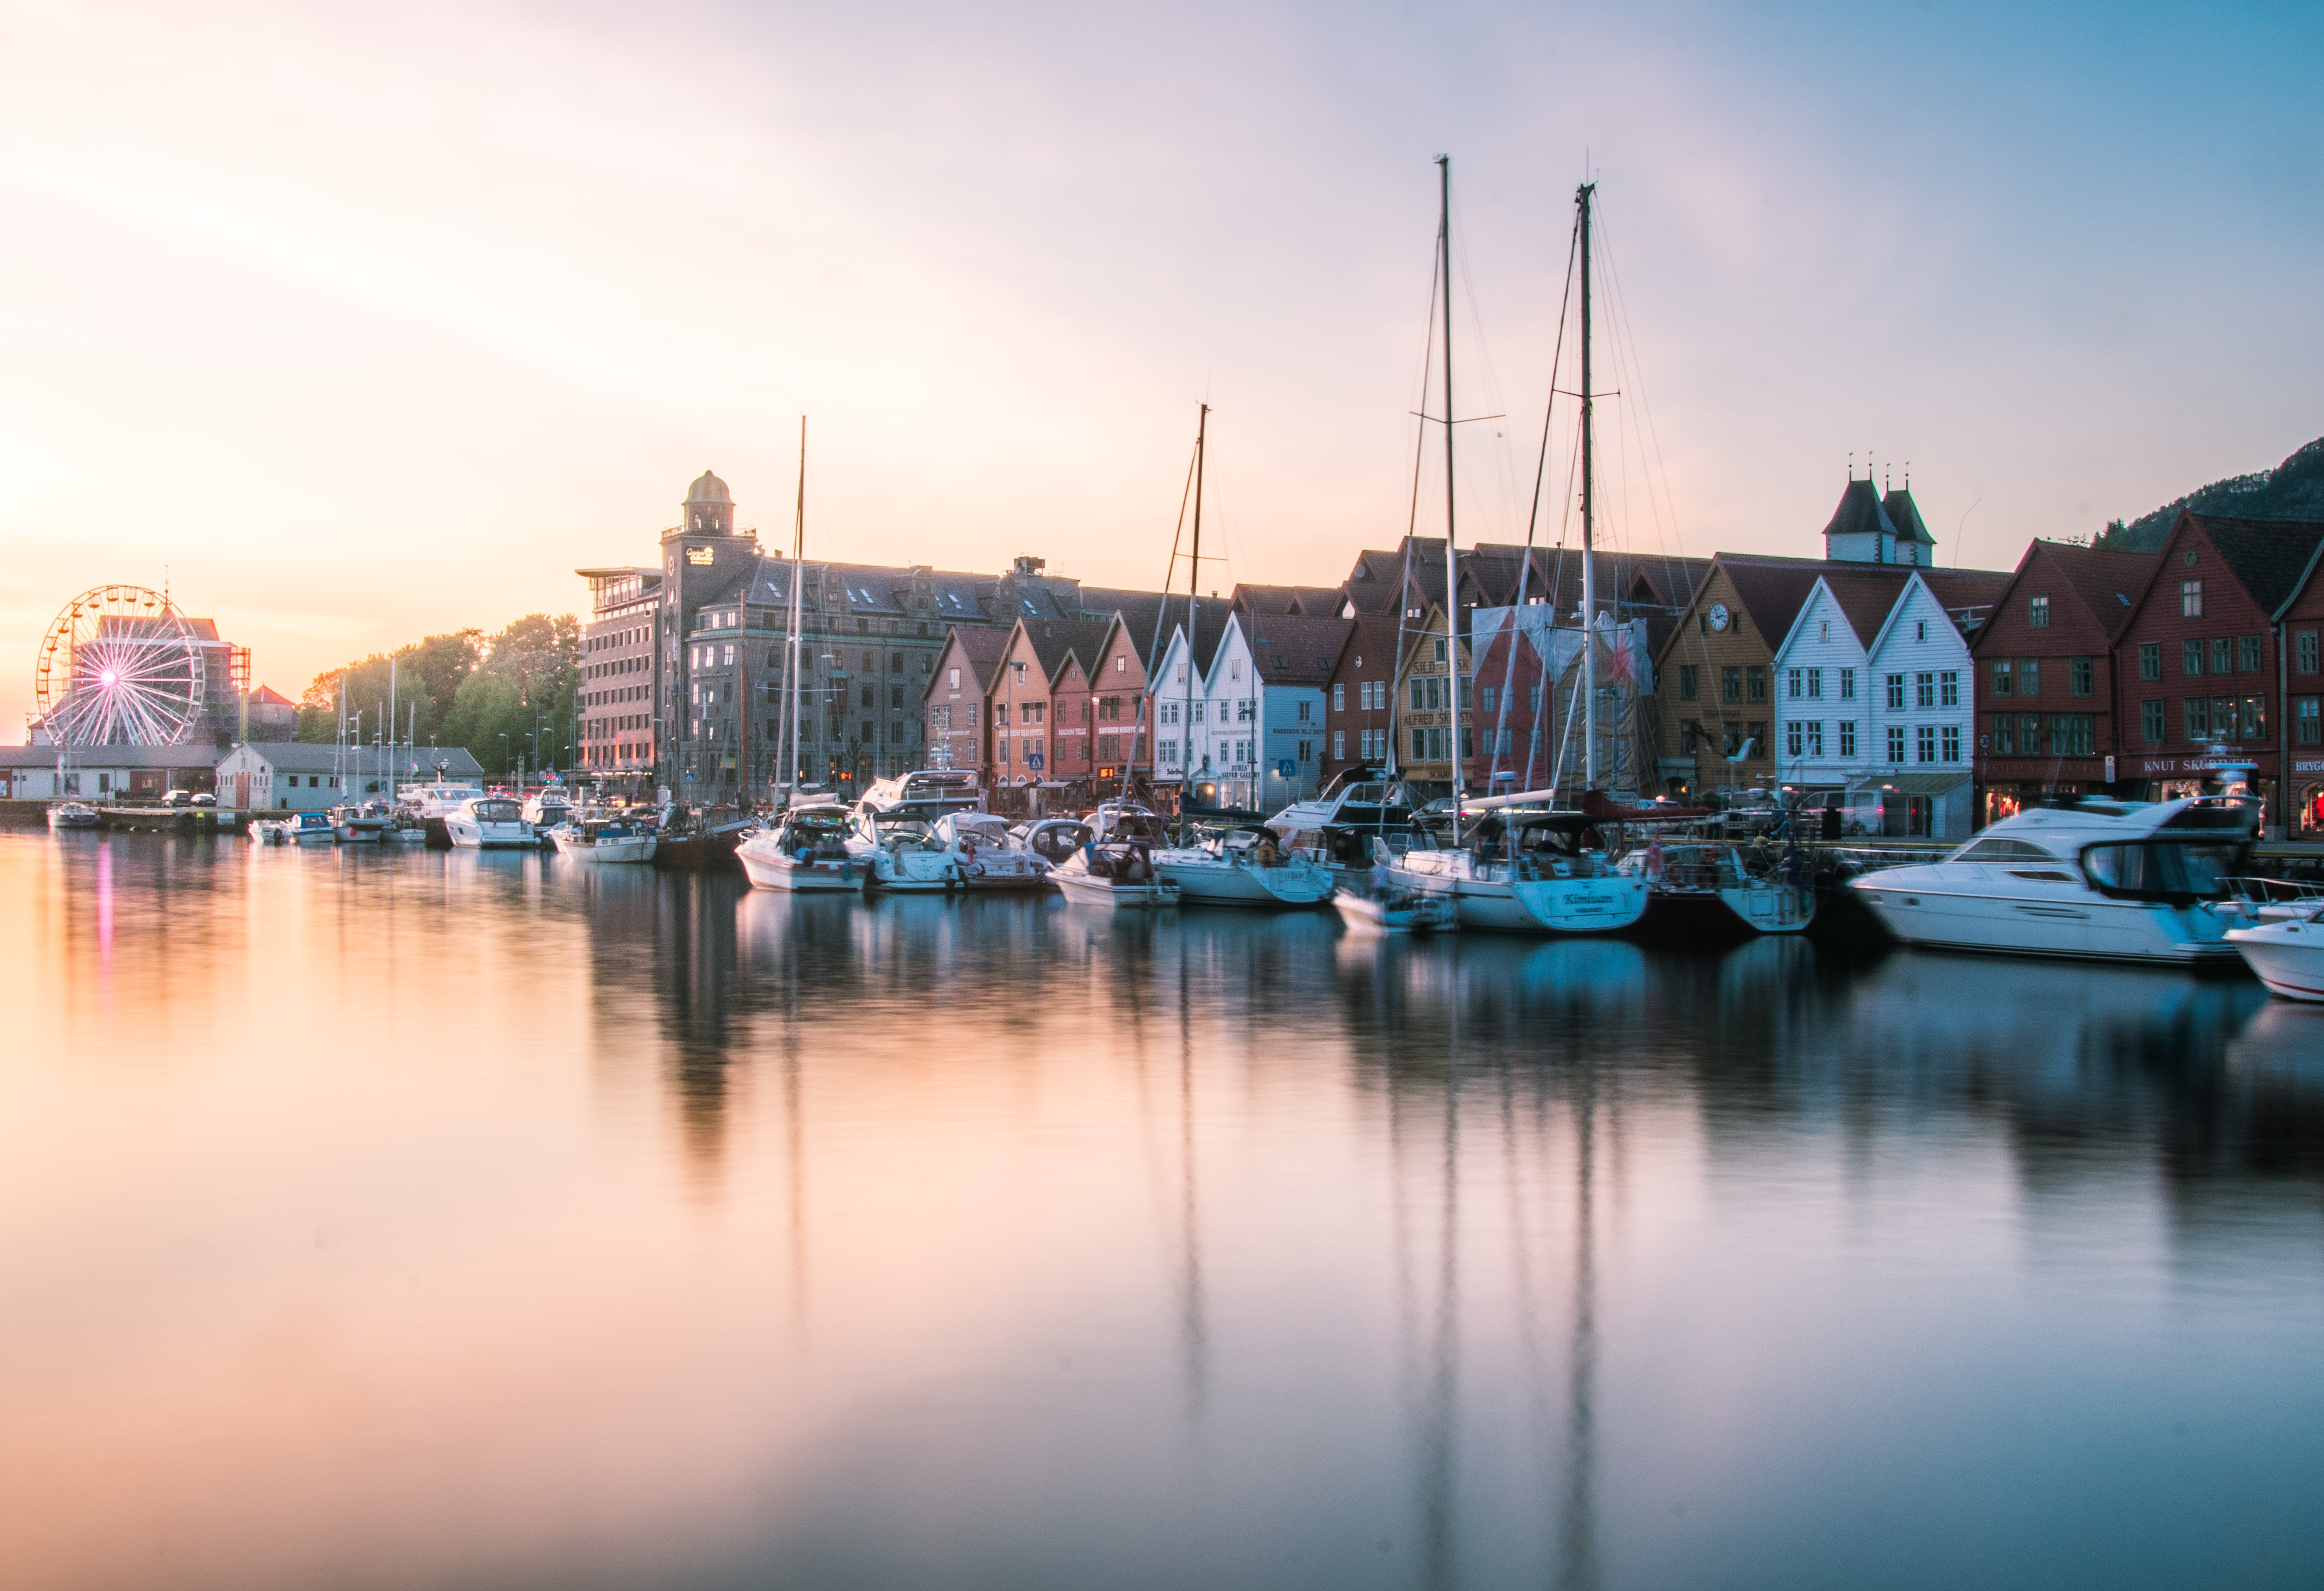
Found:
[930,810,1048,892]
[1391,811,1648,936]
[1265,768,1429,874]
[1848,795,2258,965]
[1155,824,1335,907]
[443,796,535,850]
[845,774,994,893]
[737,803,865,893]
[1034,811,1177,909]
[2226,909,2324,1002]
[521,787,574,833]
[547,809,656,864]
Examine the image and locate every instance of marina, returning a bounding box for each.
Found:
[6,823,2323,1590]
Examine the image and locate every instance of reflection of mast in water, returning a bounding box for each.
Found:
[1558,1058,1600,1591]
[1419,1000,1462,1591]
[1174,947,1208,1419]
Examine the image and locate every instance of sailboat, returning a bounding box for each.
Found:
[739,419,867,895]
[1387,163,1648,936]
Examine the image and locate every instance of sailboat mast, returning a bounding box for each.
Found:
[1439,154,1462,824]
[1180,403,1207,842]
[787,415,806,794]
[1578,180,1598,793]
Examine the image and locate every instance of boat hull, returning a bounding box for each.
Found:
[1393,855,1647,936]
[1054,871,1180,909]
[549,831,657,864]
[445,821,537,850]
[1156,855,1334,906]
[1850,875,2242,965]
[738,841,863,893]
[2226,921,2324,1000]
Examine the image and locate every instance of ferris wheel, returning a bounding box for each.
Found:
[34,585,208,747]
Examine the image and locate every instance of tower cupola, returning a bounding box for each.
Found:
[683,470,734,535]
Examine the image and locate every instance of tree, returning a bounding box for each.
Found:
[296,630,481,745]
[438,614,578,775]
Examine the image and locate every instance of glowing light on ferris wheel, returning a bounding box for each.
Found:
[33,585,207,748]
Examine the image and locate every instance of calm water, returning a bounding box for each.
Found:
[6,831,2324,1590]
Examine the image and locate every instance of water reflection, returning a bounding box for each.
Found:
[7,831,2324,1590]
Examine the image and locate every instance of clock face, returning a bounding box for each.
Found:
[1706,603,1731,632]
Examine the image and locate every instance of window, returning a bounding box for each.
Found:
[1332,683,1345,711]
[1886,674,1905,709]
[1939,671,1959,708]
[948,667,959,689]
[1943,725,1961,761]
[1681,720,1700,754]
[1916,672,1935,709]
[1230,658,1242,681]
[2070,657,2092,697]
[1193,702,1204,723]
[1161,738,1178,767]
[1410,678,1425,711]
[861,685,874,708]
[1432,638,1447,663]
[1995,714,2016,755]
[1747,667,1767,702]
[2211,638,2232,676]
[1296,699,1313,722]
[995,702,1009,726]
[1528,684,1543,712]
[1787,721,1803,757]
[1805,721,1824,756]
[891,686,904,710]
[2185,697,2209,740]
[1722,667,1742,702]
[1807,667,1823,699]
[1886,725,1906,763]
[2181,579,2203,618]
[1916,620,1928,642]
[2029,595,2050,628]
[1333,731,1345,760]
[1992,659,2013,697]
[1788,668,1803,699]
[1840,668,1856,701]
[2049,715,2094,757]
[2239,635,2263,674]
[968,705,978,727]
[1412,727,1427,761]
[2298,631,2319,675]
[1839,721,1856,757]
[2241,695,2268,742]
[2142,699,2165,744]
[1679,665,1698,700]
[2184,640,2205,677]
[1480,684,1498,713]
[2297,696,2321,746]
[2018,659,2040,697]
[1916,725,1936,764]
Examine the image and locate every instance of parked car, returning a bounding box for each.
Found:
[160,790,194,808]
[192,792,217,807]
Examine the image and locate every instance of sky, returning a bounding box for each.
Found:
[3,0,2321,733]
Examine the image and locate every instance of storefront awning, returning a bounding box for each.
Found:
[1846,772,1973,797]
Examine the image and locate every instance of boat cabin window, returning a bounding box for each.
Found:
[1954,837,2061,863]
[2080,840,2245,902]
[1028,824,1092,863]
[475,800,520,822]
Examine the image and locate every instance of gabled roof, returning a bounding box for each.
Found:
[1243,615,1356,687]
[2006,542,2159,641]
[1333,613,1411,676]
[1916,567,2015,631]
[1882,486,1936,546]
[1108,595,1232,671]
[1717,554,1833,646]
[932,626,1011,695]
[1822,479,1899,543]
[249,684,297,706]
[1018,619,1114,685]
[1813,570,1916,649]
[2184,512,2324,615]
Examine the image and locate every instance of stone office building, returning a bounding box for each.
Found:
[577,473,1170,802]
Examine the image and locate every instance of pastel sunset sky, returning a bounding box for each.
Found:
[3,0,2319,727]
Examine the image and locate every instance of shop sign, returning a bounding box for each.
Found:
[2138,756,2273,774]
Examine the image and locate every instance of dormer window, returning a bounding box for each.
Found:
[2029,596,2051,628]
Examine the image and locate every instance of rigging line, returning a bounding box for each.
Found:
[1491,212,1582,794]
[1593,204,1694,609]
[1447,185,1528,546]
[1146,436,1202,721]
[1397,239,1443,748]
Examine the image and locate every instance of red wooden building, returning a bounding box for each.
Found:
[1969,540,2156,822]
[2110,511,2324,834]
